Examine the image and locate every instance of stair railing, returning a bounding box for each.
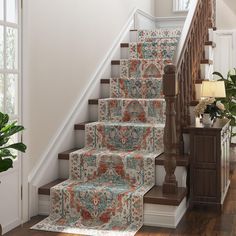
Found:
[162,0,216,194]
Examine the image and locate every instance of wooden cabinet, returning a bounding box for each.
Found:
[189,118,231,210]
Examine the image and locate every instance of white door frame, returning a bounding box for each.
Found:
[0,0,23,233]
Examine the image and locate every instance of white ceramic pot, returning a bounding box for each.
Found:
[202,113,213,126]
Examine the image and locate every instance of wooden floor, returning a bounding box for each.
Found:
[5,153,236,236]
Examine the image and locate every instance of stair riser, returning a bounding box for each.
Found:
[111,60,165,79]
[121,47,129,59]
[204,45,214,60]
[130,41,178,60]
[130,30,138,42]
[99,99,166,124]
[85,123,164,152]
[110,78,163,99]
[69,150,156,186]
[38,196,187,229]
[59,160,187,187]
[89,104,98,122]
[208,28,214,42]
[121,41,179,61]
[144,198,187,228]
[137,29,182,43]
[200,64,213,80]
[101,83,110,98]
[75,130,85,149]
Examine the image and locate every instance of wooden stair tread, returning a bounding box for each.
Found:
[101,79,110,84]
[155,153,189,167]
[39,180,187,206]
[88,98,99,105]
[74,121,91,130]
[200,59,213,64]
[38,179,66,195]
[58,150,189,167]
[205,41,216,48]
[144,186,187,205]
[111,60,120,65]
[120,43,129,48]
[58,148,80,160]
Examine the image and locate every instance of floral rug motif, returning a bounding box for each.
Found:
[32,27,181,235]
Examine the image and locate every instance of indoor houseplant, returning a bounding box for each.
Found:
[194,97,225,125]
[213,69,236,142]
[0,112,27,235]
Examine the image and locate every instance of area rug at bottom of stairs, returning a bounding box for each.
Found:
[31,148,159,236]
[31,216,139,236]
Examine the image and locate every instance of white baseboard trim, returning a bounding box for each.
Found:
[144,197,187,228]
[2,219,21,235]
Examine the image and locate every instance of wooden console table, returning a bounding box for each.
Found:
[188,118,231,210]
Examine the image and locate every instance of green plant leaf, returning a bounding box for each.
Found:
[213,71,225,80]
[230,75,236,84]
[1,125,24,139]
[1,143,27,152]
[0,149,16,158]
[0,158,13,172]
[0,113,9,129]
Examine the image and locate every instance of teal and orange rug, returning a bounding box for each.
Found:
[32,27,181,236]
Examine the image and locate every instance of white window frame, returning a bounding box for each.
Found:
[173,0,191,12]
[0,0,21,122]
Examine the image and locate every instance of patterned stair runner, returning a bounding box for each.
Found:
[32,27,181,236]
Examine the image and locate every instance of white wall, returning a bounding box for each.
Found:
[155,0,187,17]
[23,0,155,172]
[216,0,236,30]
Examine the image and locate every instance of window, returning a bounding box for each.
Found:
[0,0,20,122]
[173,0,191,12]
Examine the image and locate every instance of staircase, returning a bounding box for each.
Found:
[33,0,217,234]
[33,28,189,234]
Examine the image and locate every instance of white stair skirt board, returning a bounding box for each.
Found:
[39,196,187,229]
[144,198,187,228]
[59,161,187,185]
[155,166,187,188]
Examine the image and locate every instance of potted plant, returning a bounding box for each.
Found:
[0,112,27,235]
[194,97,225,126]
[213,69,236,143]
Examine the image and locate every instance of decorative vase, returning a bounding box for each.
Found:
[202,113,213,126]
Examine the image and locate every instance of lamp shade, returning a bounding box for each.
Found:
[201,81,226,98]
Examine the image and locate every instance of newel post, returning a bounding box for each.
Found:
[162,64,178,195]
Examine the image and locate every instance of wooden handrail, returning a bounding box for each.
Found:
[162,0,216,195]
